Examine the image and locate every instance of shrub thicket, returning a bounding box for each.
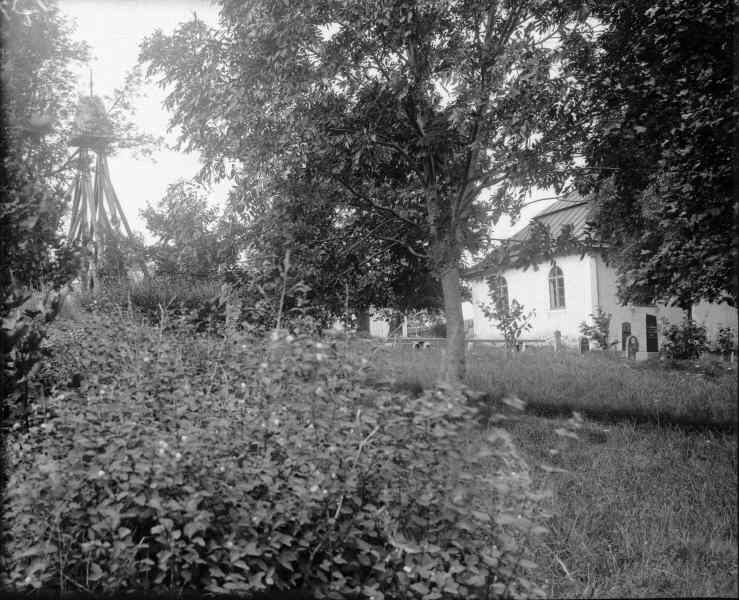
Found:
[660,318,708,360]
[3,315,550,598]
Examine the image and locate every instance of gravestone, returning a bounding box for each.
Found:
[357,311,370,334]
[580,337,590,353]
[621,322,631,352]
[627,335,639,360]
[645,314,659,352]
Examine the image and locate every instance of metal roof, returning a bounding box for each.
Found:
[510,194,591,243]
[465,192,592,278]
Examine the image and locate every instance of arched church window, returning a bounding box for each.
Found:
[489,275,509,310]
[548,266,565,309]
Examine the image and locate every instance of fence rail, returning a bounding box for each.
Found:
[385,336,548,345]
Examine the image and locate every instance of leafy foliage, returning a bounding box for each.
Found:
[578,307,612,350]
[660,318,708,360]
[0,0,88,427]
[139,0,592,380]
[226,182,444,323]
[479,278,535,355]
[560,0,735,307]
[712,327,736,358]
[4,315,551,598]
[141,180,227,279]
[0,287,69,428]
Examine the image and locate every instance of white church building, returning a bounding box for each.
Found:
[463,197,737,359]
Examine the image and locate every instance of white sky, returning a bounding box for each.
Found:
[58,0,552,242]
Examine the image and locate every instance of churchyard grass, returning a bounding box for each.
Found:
[372,342,738,597]
[374,343,737,427]
[5,295,735,597]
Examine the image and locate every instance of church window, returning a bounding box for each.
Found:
[489,275,509,310]
[548,266,566,309]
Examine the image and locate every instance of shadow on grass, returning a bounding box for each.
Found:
[520,401,738,435]
[373,378,738,435]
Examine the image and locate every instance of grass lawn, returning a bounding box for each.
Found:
[372,343,738,598]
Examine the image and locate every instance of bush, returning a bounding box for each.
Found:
[578,307,612,350]
[1,286,68,429]
[79,276,223,326]
[660,318,708,360]
[479,298,535,356]
[713,327,737,358]
[3,316,549,598]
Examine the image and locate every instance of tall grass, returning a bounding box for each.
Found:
[367,342,738,597]
[372,344,737,428]
[510,416,738,598]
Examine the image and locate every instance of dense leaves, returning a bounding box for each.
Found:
[1,0,88,289]
[561,0,736,307]
[4,315,551,598]
[141,179,226,279]
[140,0,591,381]
[660,318,708,360]
[1,0,88,426]
[231,179,444,318]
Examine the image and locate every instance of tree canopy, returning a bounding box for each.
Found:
[141,179,224,279]
[141,0,589,380]
[561,0,736,308]
[232,176,445,318]
[1,0,89,290]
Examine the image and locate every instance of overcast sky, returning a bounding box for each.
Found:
[58,0,552,242]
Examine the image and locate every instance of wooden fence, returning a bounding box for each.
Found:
[386,336,549,349]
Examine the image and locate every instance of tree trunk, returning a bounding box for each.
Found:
[440,264,466,383]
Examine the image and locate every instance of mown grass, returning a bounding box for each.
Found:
[370,343,738,598]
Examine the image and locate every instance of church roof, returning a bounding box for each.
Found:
[509,193,591,243]
[465,192,592,278]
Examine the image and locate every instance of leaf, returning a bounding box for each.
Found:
[471,510,491,523]
[410,582,429,595]
[243,541,261,556]
[88,562,104,581]
[184,520,203,538]
[16,544,44,559]
[517,559,538,571]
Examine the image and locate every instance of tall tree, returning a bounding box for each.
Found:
[233,176,445,318]
[1,0,90,289]
[559,0,735,308]
[141,1,587,381]
[141,179,224,279]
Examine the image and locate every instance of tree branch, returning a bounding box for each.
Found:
[376,235,428,259]
[330,175,422,230]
